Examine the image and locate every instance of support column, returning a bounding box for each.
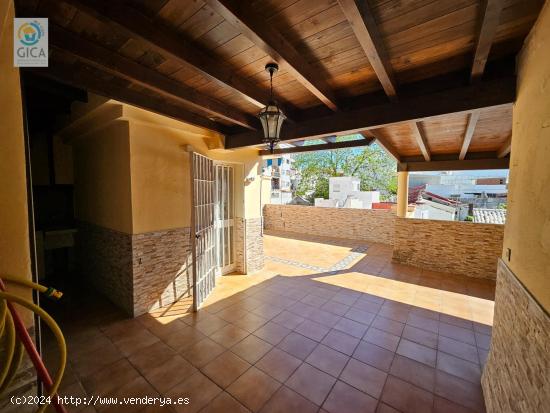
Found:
[397,171,409,218]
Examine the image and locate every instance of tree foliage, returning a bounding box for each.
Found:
[293,139,397,201]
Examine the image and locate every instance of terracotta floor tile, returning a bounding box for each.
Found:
[340,358,387,398]
[227,367,281,412]
[323,381,378,413]
[333,317,369,339]
[406,313,439,334]
[193,315,228,336]
[376,402,401,413]
[344,308,376,325]
[232,312,269,333]
[301,293,329,307]
[402,325,438,349]
[396,339,437,368]
[272,311,305,330]
[438,322,476,346]
[253,322,291,345]
[71,341,124,378]
[306,344,349,377]
[307,309,341,328]
[321,329,360,356]
[200,391,250,413]
[434,396,477,413]
[163,326,206,351]
[389,354,436,392]
[286,363,336,405]
[381,376,434,413]
[352,340,395,372]
[474,332,491,350]
[182,337,226,368]
[436,352,481,384]
[364,327,400,352]
[166,371,222,413]
[371,315,405,337]
[260,386,318,413]
[353,299,383,314]
[202,351,251,389]
[440,314,473,330]
[321,300,351,316]
[473,322,492,336]
[256,348,302,382]
[378,307,409,324]
[231,335,273,364]
[209,324,250,348]
[438,336,479,364]
[251,304,284,320]
[128,341,176,372]
[143,354,197,394]
[332,292,360,306]
[294,319,331,342]
[477,348,489,367]
[277,332,318,360]
[434,371,485,413]
[80,359,140,397]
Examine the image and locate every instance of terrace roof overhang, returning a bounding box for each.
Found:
[16,0,542,171]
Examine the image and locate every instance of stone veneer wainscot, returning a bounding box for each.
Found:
[481,259,550,412]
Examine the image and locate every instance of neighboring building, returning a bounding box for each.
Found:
[315,176,380,209]
[409,184,461,221]
[263,154,300,205]
[473,208,507,224]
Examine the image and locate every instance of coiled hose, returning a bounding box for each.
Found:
[0,275,66,413]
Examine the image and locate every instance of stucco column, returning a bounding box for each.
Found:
[397,171,409,218]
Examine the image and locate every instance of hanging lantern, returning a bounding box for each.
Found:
[258,63,286,153]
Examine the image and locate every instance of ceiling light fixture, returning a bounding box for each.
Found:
[258,63,286,153]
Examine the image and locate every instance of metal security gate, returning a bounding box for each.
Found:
[215,164,235,275]
[191,152,216,311]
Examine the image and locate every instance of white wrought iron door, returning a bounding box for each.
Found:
[191,152,216,311]
[215,164,235,274]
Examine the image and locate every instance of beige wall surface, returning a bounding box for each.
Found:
[505,2,550,310]
[72,121,133,234]
[0,0,33,324]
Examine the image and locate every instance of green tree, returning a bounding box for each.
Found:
[293,137,397,202]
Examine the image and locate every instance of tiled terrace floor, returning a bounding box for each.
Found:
[43,231,495,413]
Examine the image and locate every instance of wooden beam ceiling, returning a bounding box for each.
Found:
[50,24,259,130]
[226,75,516,148]
[367,130,401,161]
[259,138,373,155]
[471,0,505,81]
[411,122,431,161]
[497,137,512,158]
[62,0,277,110]
[205,0,339,111]
[27,63,227,133]
[337,0,397,98]
[459,110,481,160]
[398,157,509,172]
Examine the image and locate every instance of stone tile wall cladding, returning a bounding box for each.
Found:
[482,259,550,413]
[245,217,264,273]
[263,204,396,245]
[77,222,192,316]
[132,227,192,315]
[392,218,504,279]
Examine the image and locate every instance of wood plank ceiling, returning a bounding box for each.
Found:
[16,0,544,170]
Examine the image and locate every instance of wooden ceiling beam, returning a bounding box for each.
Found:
[398,157,509,172]
[27,63,227,134]
[471,0,504,81]
[459,110,481,160]
[337,0,397,98]
[411,122,431,161]
[205,0,339,111]
[497,137,512,158]
[50,24,259,130]
[259,138,373,155]
[226,75,516,148]
[367,130,401,162]
[61,0,276,110]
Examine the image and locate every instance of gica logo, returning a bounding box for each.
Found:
[14,18,48,67]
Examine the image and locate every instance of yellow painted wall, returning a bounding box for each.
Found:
[127,111,262,234]
[504,1,550,311]
[72,121,133,233]
[0,0,33,324]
